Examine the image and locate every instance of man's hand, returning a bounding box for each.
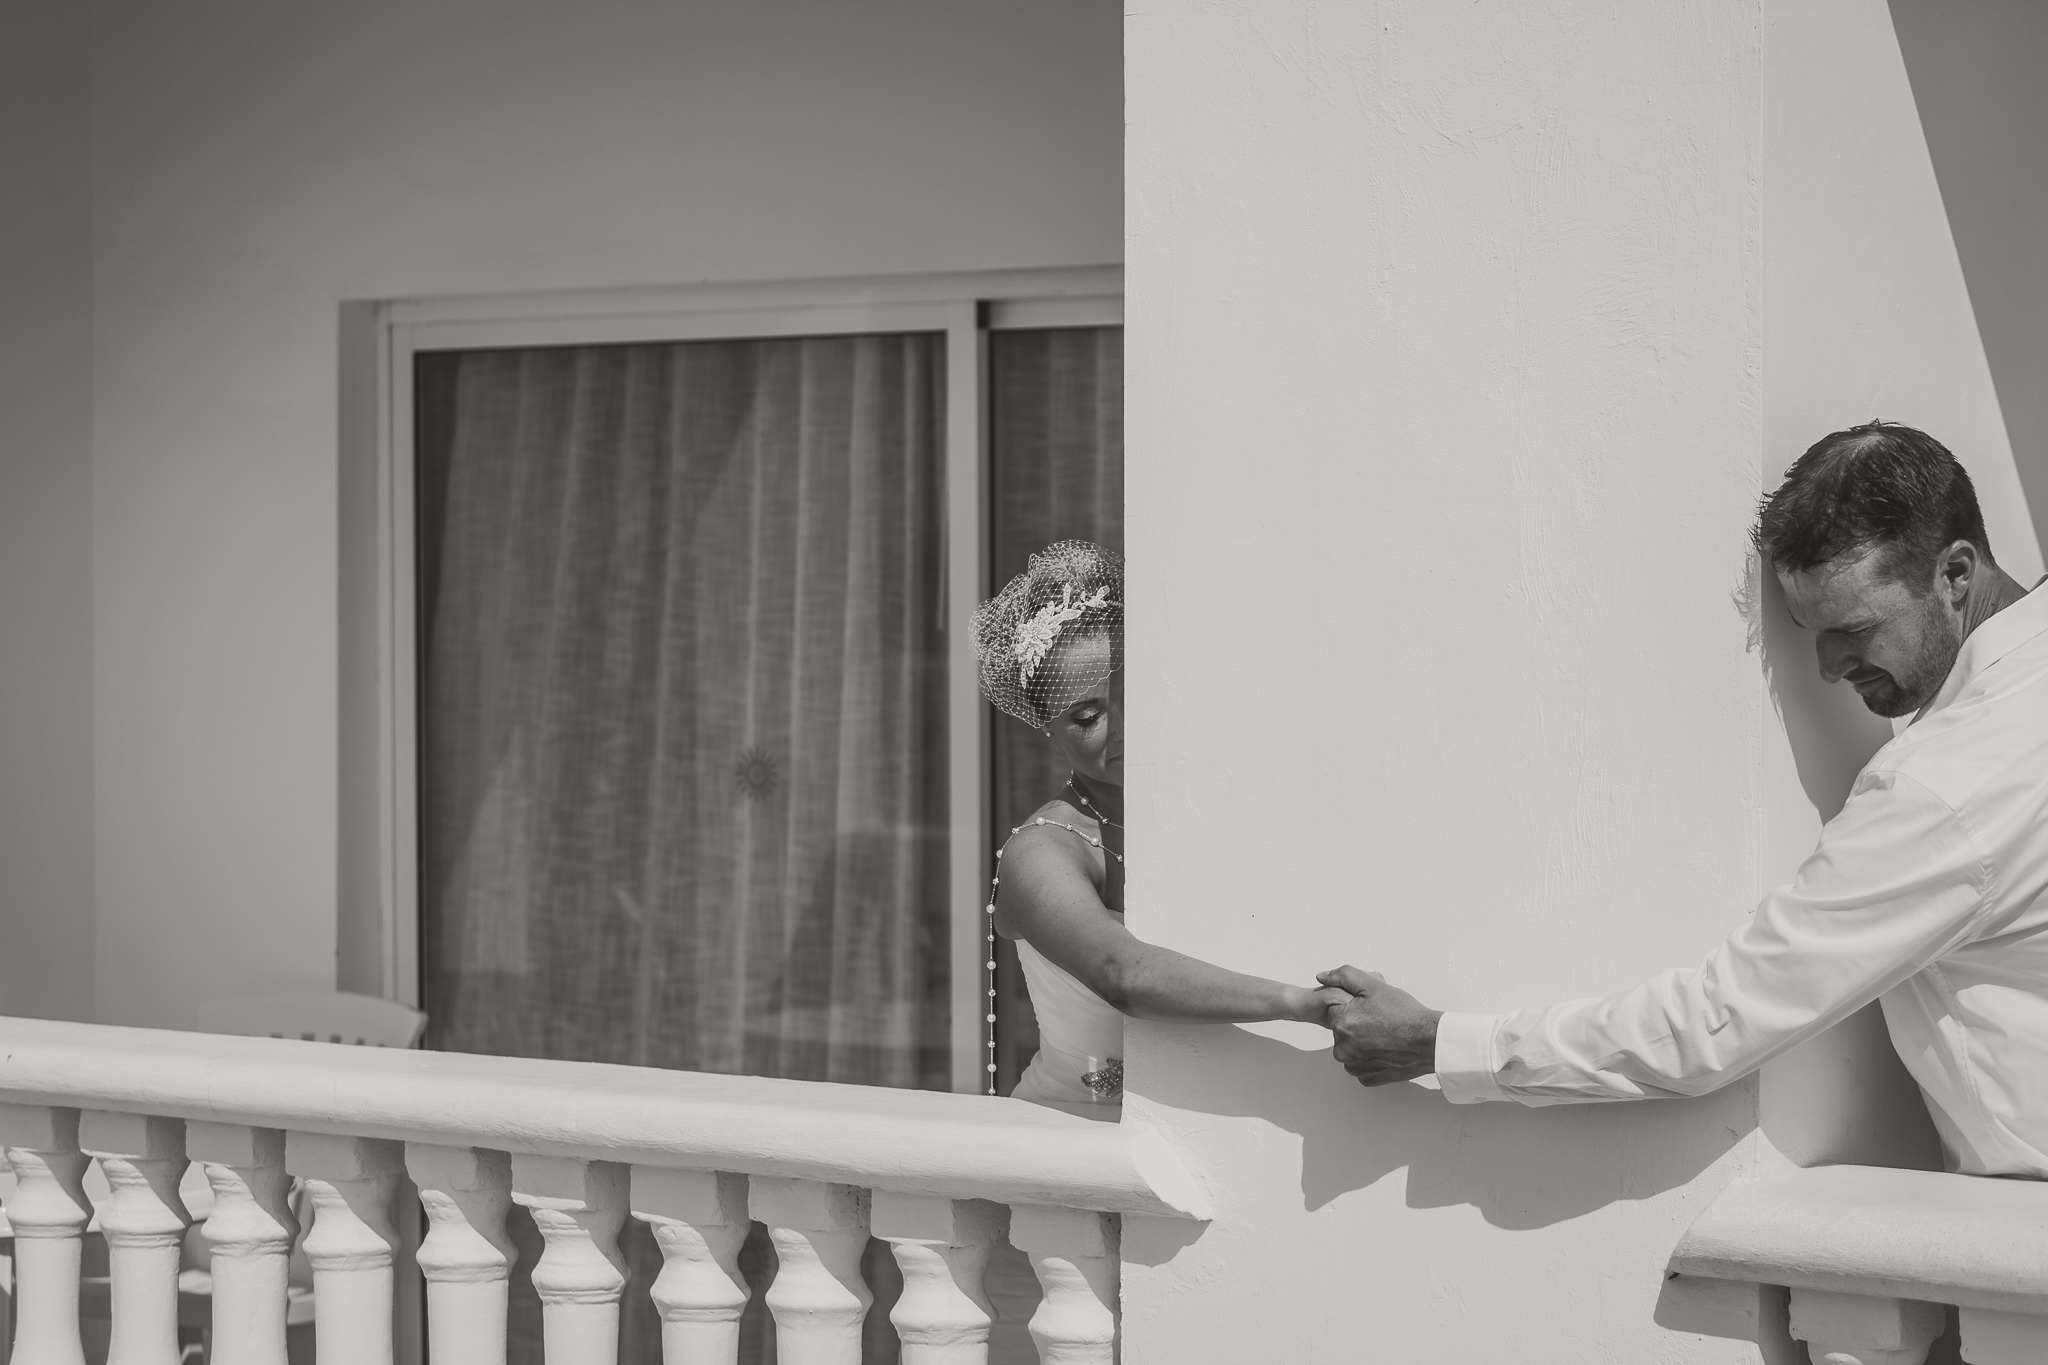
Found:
[1318,965,1443,1087]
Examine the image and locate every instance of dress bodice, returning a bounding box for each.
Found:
[997,798,1126,1113]
[1011,934,1125,1112]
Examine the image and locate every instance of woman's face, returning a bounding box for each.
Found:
[1044,636,1122,786]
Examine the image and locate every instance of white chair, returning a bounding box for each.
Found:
[194,991,427,1048]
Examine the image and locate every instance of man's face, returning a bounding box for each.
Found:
[1778,545,1962,718]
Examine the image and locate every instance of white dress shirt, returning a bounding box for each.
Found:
[1435,579,2048,1178]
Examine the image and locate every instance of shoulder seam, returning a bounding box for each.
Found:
[1884,769,2002,935]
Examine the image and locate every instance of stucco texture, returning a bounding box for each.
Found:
[1122,0,2043,1359]
[1125,0,1760,1359]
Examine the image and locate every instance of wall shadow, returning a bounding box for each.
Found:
[1755,564,1891,822]
[1175,1025,1752,1230]
[1753,561,1943,1170]
[1890,0,2048,563]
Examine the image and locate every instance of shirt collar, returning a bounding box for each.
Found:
[1915,575,2048,723]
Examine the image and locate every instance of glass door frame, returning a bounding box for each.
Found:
[362,267,1123,1094]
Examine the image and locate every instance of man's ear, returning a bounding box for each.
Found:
[1936,540,1980,605]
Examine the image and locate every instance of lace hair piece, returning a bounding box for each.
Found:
[973,540,1125,727]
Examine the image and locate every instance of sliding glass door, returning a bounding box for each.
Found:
[400,297,1119,1364]
[416,333,953,1090]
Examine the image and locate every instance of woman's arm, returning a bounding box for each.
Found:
[999,826,1344,1025]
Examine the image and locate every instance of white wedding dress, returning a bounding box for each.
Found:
[1006,809,1125,1113]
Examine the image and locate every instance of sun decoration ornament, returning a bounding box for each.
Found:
[734,746,779,802]
[973,540,1124,728]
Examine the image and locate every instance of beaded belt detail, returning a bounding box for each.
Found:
[1081,1057,1124,1099]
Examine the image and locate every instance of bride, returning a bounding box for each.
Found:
[975,541,1344,1110]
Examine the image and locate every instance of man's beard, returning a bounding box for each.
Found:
[1849,669,1920,718]
[1851,615,1964,718]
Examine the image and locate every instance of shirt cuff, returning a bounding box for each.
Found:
[1433,1011,1508,1104]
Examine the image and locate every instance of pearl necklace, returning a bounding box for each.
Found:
[984,776,1123,1094]
[1064,778,1123,831]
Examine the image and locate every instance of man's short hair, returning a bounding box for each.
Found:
[1753,421,1991,585]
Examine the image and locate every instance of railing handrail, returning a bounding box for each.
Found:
[1669,1163,2048,1314]
[0,1015,1209,1219]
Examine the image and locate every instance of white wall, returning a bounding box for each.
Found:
[1123,2,2046,1358]
[86,0,1123,1027]
[0,0,96,1022]
[1124,3,1765,1359]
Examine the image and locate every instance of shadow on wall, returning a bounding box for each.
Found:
[1753,561,1944,1171]
[1754,564,1892,823]
[1154,1024,1752,1231]
[1890,0,2048,561]
[1125,566,1932,1248]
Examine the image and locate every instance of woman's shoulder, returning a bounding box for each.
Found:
[1002,801,1107,869]
[992,798,1122,938]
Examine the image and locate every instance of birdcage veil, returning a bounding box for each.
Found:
[973,541,1125,728]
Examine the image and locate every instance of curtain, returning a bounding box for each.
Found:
[418,333,951,1087]
[985,326,1124,1095]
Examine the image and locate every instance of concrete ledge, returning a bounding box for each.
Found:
[1671,1164,2048,1314]
[0,1016,1209,1221]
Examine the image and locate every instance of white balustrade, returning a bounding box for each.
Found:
[1960,1308,2045,1365]
[753,1178,874,1365]
[1009,1206,1118,1365]
[80,1111,192,1365]
[0,1103,93,1365]
[0,1016,1211,1365]
[290,1132,403,1365]
[1672,1163,2048,1365]
[190,1122,297,1365]
[512,1154,630,1364]
[873,1193,1005,1365]
[408,1144,515,1365]
[633,1167,752,1364]
[1788,1288,1945,1365]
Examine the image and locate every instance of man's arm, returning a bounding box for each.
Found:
[1329,768,1992,1102]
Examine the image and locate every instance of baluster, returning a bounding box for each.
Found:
[1959,1307,2047,1365]
[1009,1206,1117,1365]
[631,1167,750,1365]
[406,1144,514,1365]
[1787,1288,1943,1365]
[189,1123,296,1365]
[750,1178,872,1365]
[0,1103,92,1365]
[80,1111,191,1365]
[872,1193,1003,1365]
[0,1195,13,1365]
[288,1132,403,1365]
[510,1155,628,1364]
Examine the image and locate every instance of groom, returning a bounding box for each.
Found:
[1323,421,2048,1179]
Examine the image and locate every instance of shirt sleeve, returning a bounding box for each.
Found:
[1433,768,1993,1106]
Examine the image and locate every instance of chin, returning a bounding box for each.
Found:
[1858,687,1920,719]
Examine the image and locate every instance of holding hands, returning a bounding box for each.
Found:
[1315,965,1443,1087]
[1297,983,1354,1023]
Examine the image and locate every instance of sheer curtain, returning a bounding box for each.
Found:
[985,326,1123,1094]
[417,333,951,1088]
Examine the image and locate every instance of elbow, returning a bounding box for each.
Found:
[1088,954,1141,1015]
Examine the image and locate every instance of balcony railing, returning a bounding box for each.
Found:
[1670,1163,2048,1365]
[0,1015,1208,1364]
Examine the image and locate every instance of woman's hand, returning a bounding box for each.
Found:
[1293,984,1354,1026]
